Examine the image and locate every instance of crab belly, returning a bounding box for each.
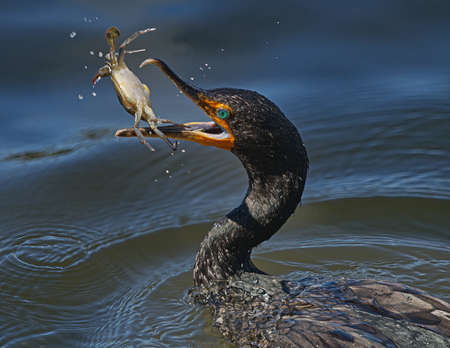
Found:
[111,68,148,116]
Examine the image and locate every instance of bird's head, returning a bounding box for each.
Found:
[115,59,305,170]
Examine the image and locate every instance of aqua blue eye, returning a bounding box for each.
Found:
[216,108,230,119]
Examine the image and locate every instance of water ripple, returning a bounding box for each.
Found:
[8,224,100,272]
[14,231,88,271]
[89,272,229,348]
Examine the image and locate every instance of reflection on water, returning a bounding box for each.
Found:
[4,147,77,161]
[0,0,449,347]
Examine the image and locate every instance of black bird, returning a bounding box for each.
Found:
[116,59,450,348]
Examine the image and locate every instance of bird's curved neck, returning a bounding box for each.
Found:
[193,150,307,288]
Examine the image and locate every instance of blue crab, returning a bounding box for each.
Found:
[93,26,179,151]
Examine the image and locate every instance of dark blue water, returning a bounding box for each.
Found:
[0,1,449,347]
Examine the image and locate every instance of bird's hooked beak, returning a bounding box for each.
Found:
[115,58,234,150]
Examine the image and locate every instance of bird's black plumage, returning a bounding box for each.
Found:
[133,60,450,347]
[183,88,450,348]
[192,88,308,288]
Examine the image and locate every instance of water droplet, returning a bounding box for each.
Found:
[69,31,77,39]
[207,66,211,70]
[181,149,186,153]
[83,17,88,23]
[275,20,280,25]
[89,51,94,56]
[84,65,88,70]
[189,77,195,81]
[149,27,157,32]
[154,179,158,183]
[165,169,170,174]
[98,51,103,58]
[94,16,99,20]
[199,67,204,71]
[220,48,225,52]
[168,175,172,179]
[91,92,96,97]
[78,94,84,100]
[204,63,209,67]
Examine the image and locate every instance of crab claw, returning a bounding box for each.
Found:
[92,65,112,87]
[106,26,120,49]
[92,75,101,87]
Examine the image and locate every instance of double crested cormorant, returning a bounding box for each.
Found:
[116,59,450,347]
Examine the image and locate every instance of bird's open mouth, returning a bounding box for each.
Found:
[114,58,234,150]
[115,120,233,150]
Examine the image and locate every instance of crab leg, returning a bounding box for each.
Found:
[134,102,155,151]
[105,27,120,65]
[148,123,178,151]
[143,105,184,127]
[125,48,146,55]
[118,28,155,64]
